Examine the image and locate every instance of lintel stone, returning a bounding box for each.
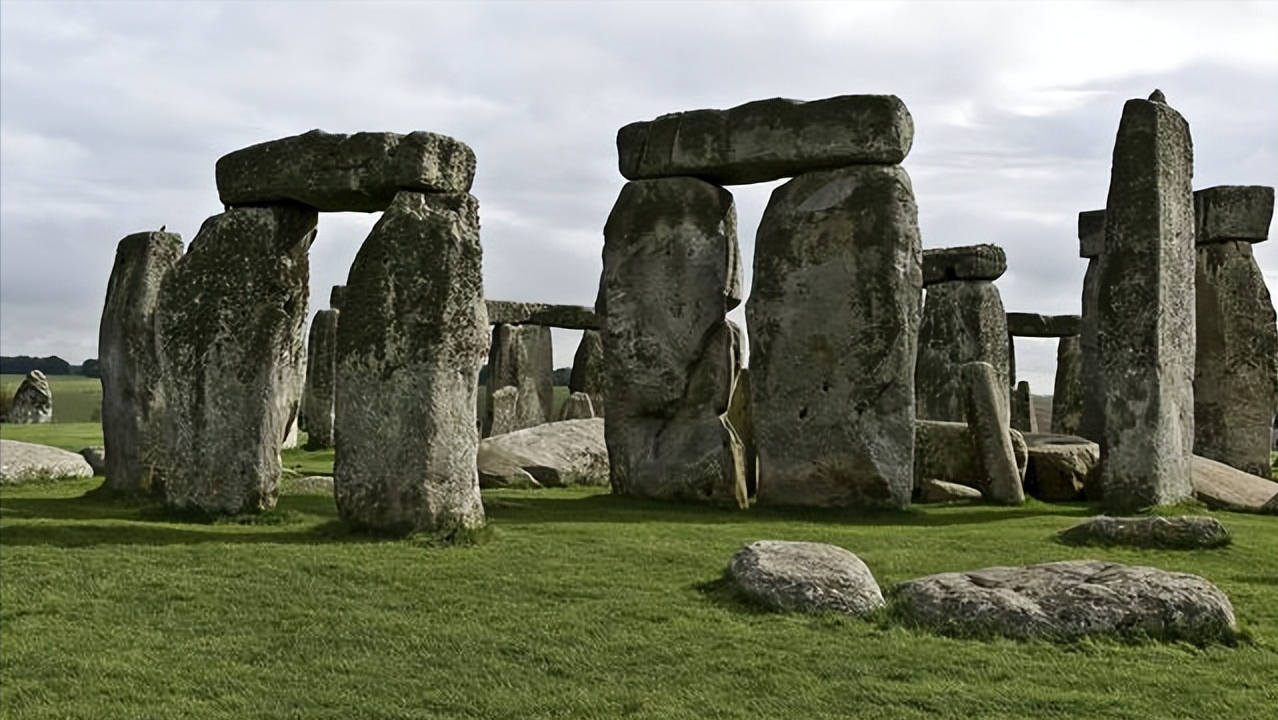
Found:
[1078,210,1105,258]
[1194,185,1274,245]
[485,301,603,330]
[922,244,1006,286]
[1006,313,1081,338]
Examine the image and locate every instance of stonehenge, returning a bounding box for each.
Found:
[1003,312,1083,436]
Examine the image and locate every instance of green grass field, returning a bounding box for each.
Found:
[1,374,102,424]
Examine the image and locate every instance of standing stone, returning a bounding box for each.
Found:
[556,391,596,421]
[1011,381,1037,433]
[1051,335,1084,435]
[1193,186,1277,477]
[601,177,745,506]
[334,190,487,537]
[154,206,316,514]
[301,309,339,450]
[1077,209,1106,442]
[749,165,922,509]
[6,370,53,424]
[98,231,184,492]
[961,362,1024,505]
[1097,95,1196,510]
[483,324,553,437]
[569,329,606,416]
[916,245,1010,422]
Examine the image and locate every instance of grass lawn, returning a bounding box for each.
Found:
[3,461,1276,718]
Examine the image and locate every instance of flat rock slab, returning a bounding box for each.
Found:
[727,540,885,616]
[1005,313,1081,338]
[891,560,1237,643]
[1191,455,1278,514]
[216,129,476,212]
[478,418,608,489]
[922,244,1006,285]
[0,440,94,483]
[1194,185,1273,244]
[618,95,913,185]
[485,301,603,331]
[1058,515,1231,550]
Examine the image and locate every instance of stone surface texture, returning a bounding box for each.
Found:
[962,362,1024,504]
[1011,381,1037,433]
[568,329,606,416]
[1022,433,1099,502]
[749,165,921,510]
[1050,336,1084,435]
[483,324,554,437]
[891,560,1237,642]
[556,392,596,421]
[1078,210,1105,442]
[602,177,746,507]
[1078,209,1106,260]
[921,244,1007,285]
[0,440,94,483]
[477,418,607,489]
[1096,97,1196,511]
[216,130,476,212]
[153,206,315,514]
[6,370,53,424]
[619,95,913,186]
[1190,455,1278,514]
[1057,515,1231,550]
[333,190,487,536]
[329,285,346,311]
[485,301,603,331]
[917,478,983,503]
[1193,185,1274,244]
[1005,313,1081,338]
[727,540,885,617]
[301,309,339,450]
[916,280,1009,422]
[726,367,758,497]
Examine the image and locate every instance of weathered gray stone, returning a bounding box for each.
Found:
[891,560,1238,642]
[329,285,346,311]
[556,391,595,421]
[0,440,94,483]
[726,367,757,497]
[483,324,553,437]
[913,421,1027,493]
[1194,240,1278,477]
[727,540,885,616]
[568,329,605,416]
[1191,455,1278,514]
[1022,433,1098,502]
[487,386,520,438]
[1010,427,1028,481]
[154,206,316,514]
[916,280,1009,422]
[917,478,983,503]
[749,165,921,510]
[602,177,745,506]
[1096,96,1196,511]
[301,309,339,450]
[1005,313,1081,338]
[1058,515,1230,550]
[6,371,53,424]
[78,446,106,475]
[1078,211,1105,442]
[98,231,184,492]
[334,190,487,537]
[1051,336,1083,435]
[921,244,1007,285]
[485,301,603,331]
[962,362,1024,505]
[216,130,476,212]
[1011,381,1037,433]
[1078,209,1106,259]
[619,95,913,185]
[1194,185,1274,244]
[282,474,334,495]
[477,418,607,489]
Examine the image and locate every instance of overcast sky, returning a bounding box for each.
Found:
[1,0,1275,392]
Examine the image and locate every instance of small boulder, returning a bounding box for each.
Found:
[1022,433,1099,502]
[727,540,885,617]
[0,440,94,483]
[6,370,53,424]
[478,418,608,489]
[1057,515,1231,550]
[917,479,983,503]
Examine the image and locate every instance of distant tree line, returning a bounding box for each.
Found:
[0,356,102,377]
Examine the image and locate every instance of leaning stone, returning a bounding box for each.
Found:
[1193,185,1274,244]
[1022,433,1099,502]
[1050,336,1083,435]
[602,177,745,506]
[216,130,476,212]
[568,329,606,416]
[1096,95,1196,511]
[98,230,184,492]
[891,560,1238,643]
[77,446,106,476]
[484,324,554,437]
[478,418,607,489]
[1191,455,1278,515]
[0,440,94,483]
[921,244,1007,285]
[1058,516,1230,550]
[333,190,487,537]
[727,540,885,617]
[556,391,596,421]
[301,309,339,450]
[1194,239,1278,477]
[1010,381,1037,433]
[1005,313,1081,338]
[916,280,1009,422]
[749,165,921,510]
[154,206,315,515]
[618,95,913,185]
[6,370,53,424]
[1078,209,1106,259]
[961,362,1024,505]
[917,479,982,503]
[485,301,603,331]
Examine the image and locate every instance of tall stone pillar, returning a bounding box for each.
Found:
[99,231,184,494]
[1077,209,1106,442]
[1051,335,1083,435]
[483,323,553,437]
[301,309,339,449]
[569,329,606,416]
[915,244,1010,422]
[1097,92,1196,510]
[1192,185,1277,477]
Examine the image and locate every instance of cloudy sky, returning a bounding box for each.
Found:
[1,0,1275,392]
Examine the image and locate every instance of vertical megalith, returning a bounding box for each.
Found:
[601,177,745,506]
[154,206,316,514]
[1077,209,1106,442]
[1011,381,1037,433]
[1051,335,1084,435]
[334,190,487,536]
[1097,93,1196,510]
[557,391,596,421]
[749,165,922,509]
[915,244,1010,422]
[569,329,606,416]
[6,370,54,424]
[98,231,184,492]
[302,309,339,450]
[1193,185,1277,477]
[961,362,1024,505]
[483,323,553,437]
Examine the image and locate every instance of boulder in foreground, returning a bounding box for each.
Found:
[727,540,885,617]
